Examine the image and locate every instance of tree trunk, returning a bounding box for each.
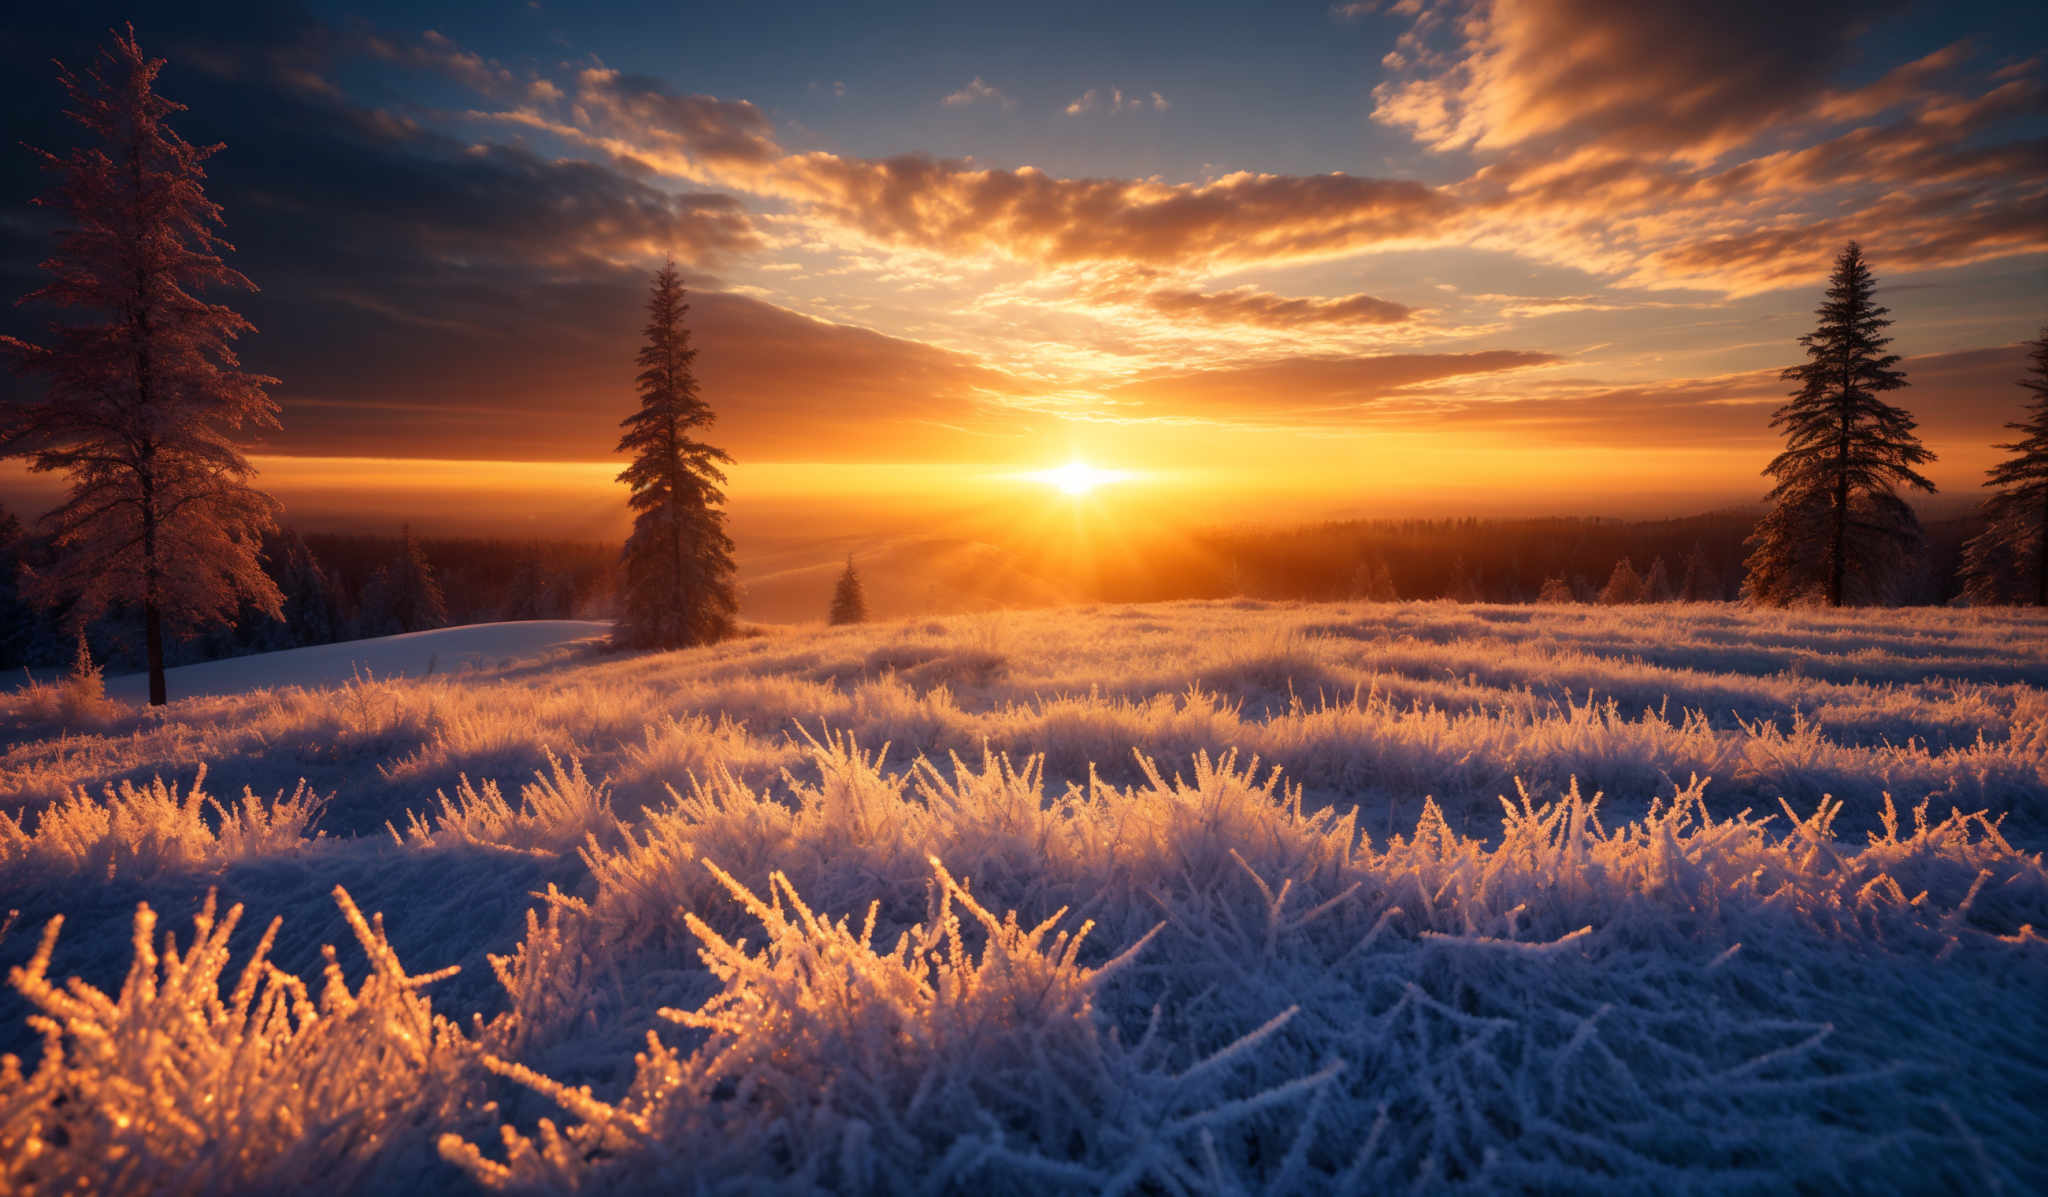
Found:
[2037,489,2048,607]
[1829,366,1851,608]
[133,137,168,705]
[145,599,166,706]
[1830,473,1848,608]
[142,479,166,705]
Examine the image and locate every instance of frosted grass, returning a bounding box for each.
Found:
[1,599,2044,1192]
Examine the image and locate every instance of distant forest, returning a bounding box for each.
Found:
[0,505,1993,673]
[1171,509,1985,609]
[0,520,617,672]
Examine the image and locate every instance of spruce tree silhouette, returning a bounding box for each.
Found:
[614,261,737,648]
[828,555,867,625]
[1598,557,1646,605]
[359,524,446,635]
[1960,328,2048,605]
[0,28,282,704]
[1743,243,1934,607]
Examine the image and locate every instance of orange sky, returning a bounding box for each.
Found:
[1,1,2044,537]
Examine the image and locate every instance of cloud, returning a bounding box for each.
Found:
[563,67,782,167]
[1,12,1046,465]
[1640,188,2048,294]
[265,284,1045,462]
[943,77,1012,110]
[774,157,1456,268]
[375,22,2039,296]
[1372,0,1905,160]
[1411,343,2038,454]
[1097,350,1560,422]
[1081,272,1416,327]
[1064,87,1169,115]
[1444,60,2048,293]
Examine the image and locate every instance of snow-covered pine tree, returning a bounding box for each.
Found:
[1643,556,1673,602]
[271,529,341,646]
[828,555,867,625]
[0,28,282,704]
[0,505,45,668]
[1743,243,1934,607]
[615,261,737,649]
[504,551,571,620]
[1536,576,1575,604]
[358,525,446,635]
[1959,328,2048,606]
[1446,556,1483,603]
[1598,557,1645,605]
[1678,542,1719,602]
[1349,554,1397,602]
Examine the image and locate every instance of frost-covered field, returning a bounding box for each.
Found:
[2,600,2046,1193]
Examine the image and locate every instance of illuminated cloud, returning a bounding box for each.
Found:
[1064,87,1169,115]
[773,156,1456,268]
[566,68,783,166]
[1371,0,1906,160]
[393,20,2037,296]
[943,77,1013,110]
[1080,271,1416,328]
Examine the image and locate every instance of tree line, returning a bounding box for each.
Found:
[0,519,622,672]
[1,31,2044,703]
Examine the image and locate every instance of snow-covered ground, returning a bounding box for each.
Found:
[2,600,2045,1193]
[95,620,612,703]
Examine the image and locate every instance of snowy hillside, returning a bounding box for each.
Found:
[93,620,613,704]
[2,599,2045,1193]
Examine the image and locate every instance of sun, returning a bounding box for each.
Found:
[1033,462,1124,495]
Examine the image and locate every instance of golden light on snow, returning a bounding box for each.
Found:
[1030,462,1127,496]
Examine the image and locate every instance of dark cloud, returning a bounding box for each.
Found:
[1,4,1031,464]
[264,280,1045,461]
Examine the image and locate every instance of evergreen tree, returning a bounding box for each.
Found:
[271,528,341,646]
[828,555,868,625]
[503,549,572,621]
[0,505,51,669]
[614,261,737,648]
[1959,329,2048,606]
[1743,243,1934,607]
[1446,556,1483,603]
[1643,556,1673,602]
[1678,542,1720,602]
[1599,557,1646,605]
[193,526,337,656]
[0,28,282,704]
[1348,554,1397,602]
[358,525,446,635]
[1536,576,1575,604]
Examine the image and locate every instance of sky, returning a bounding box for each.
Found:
[1,0,2044,539]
